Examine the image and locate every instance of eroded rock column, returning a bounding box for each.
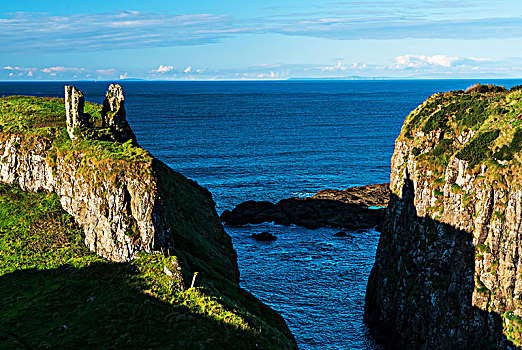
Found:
[101,84,136,144]
[64,85,90,140]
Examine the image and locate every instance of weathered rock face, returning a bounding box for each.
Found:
[313,183,390,207]
[0,89,239,286]
[101,84,136,144]
[365,86,522,348]
[64,85,90,140]
[0,135,164,262]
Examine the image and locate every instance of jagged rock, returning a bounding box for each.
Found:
[252,231,277,241]
[64,84,136,144]
[64,85,90,140]
[101,84,136,144]
[313,183,390,207]
[221,184,389,229]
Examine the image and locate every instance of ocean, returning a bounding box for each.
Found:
[2,79,521,349]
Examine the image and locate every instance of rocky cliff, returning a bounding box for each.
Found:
[0,86,231,271]
[0,88,297,349]
[366,84,522,349]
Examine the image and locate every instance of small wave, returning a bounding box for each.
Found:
[291,191,316,198]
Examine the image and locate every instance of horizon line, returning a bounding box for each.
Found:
[2,77,522,83]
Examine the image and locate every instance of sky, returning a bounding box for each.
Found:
[2,0,522,80]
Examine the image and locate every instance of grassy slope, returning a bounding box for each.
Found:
[0,96,296,349]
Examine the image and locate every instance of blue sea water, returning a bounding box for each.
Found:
[2,79,522,349]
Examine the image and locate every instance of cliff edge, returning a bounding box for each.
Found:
[0,87,296,349]
[366,84,522,349]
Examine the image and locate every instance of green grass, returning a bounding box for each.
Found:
[0,95,297,349]
[397,86,522,189]
[504,311,522,346]
[456,130,500,167]
[431,138,455,157]
[0,182,296,349]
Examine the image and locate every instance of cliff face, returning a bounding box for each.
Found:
[366,84,522,349]
[0,88,237,278]
[0,88,298,349]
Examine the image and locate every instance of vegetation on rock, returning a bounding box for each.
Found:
[0,95,296,349]
[366,83,522,349]
[402,84,522,187]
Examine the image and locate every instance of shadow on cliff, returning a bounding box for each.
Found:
[0,262,289,349]
[364,175,515,349]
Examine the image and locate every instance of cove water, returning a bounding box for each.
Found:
[2,79,522,349]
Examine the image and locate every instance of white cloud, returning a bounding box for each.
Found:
[3,8,522,54]
[256,71,280,79]
[149,65,174,74]
[3,66,38,72]
[120,72,128,79]
[96,68,116,75]
[322,61,347,72]
[394,54,470,69]
[184,66,191,73]
[321,61,368,72]
[351,62,367,69]
[42,66,83,73]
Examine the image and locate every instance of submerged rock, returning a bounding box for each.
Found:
[252,231,277,241]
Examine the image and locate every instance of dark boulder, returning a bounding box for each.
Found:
[252,231,277,241]
[221,183,390,230]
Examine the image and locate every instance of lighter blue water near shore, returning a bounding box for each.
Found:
[2,79,521,349]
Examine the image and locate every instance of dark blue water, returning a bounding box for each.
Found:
[2,79,521,349]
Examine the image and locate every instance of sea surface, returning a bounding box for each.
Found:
[2,79,522,349]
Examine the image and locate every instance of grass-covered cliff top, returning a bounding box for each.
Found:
[0,183,294,349]
[0,95,152,176]
[0,95,296,348]
[400,84,522,188]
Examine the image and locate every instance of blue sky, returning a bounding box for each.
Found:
[2,0,522,80]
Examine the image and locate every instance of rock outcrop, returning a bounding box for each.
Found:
[64,85,90,140]
[100,83,136,144]
[221,183,389,229]
[365,85,522,348]
[313,183,390,207]
[0,87,237,281]
[0,91,298,349]
[65,84,136,144]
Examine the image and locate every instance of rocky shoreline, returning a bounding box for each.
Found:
[221,183,390,230]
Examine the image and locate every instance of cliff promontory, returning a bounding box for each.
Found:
[365,84,522,349]
[0,87,296,349]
